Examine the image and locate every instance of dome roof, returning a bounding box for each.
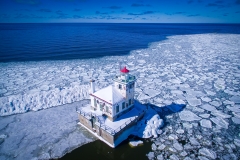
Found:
[120,66,129,73]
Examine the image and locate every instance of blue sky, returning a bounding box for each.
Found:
[0,0,240,23]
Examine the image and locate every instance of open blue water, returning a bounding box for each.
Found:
[0,23,240,62]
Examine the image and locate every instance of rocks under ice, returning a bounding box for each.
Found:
[0,33,240,159]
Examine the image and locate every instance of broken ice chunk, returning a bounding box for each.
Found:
[200,104,217,112]
[158,144,166,150]
[173,142,183,151]
[180,151,187,157]
[200,119,212,128]
[210,117,229,129]
[201,97,212,102]
[169,154,179,160]
[199,114,210,118]
[229,96,240,104]
[168,134,178,140]
[186,97,201,107]
[179,110,202,121]
[198,156,210,160]
[227,105,240,113]
[189,137,200,146]
[176,129,184,134]
[209,101,221,107]
[231,117,240,124]
[129,140,143,147]
[211,110,231,119]
[234,139,240,147]
[199,148,217,159]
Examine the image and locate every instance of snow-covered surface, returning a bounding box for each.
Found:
[132,106,164,138]
[91,85,124,105]
[79,100,145,133]
[0,100,96,160]
[0,33,240,159]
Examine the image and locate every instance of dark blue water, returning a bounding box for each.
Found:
[0,23,240,62]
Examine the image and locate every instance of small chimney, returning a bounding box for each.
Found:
[90,80,95,94]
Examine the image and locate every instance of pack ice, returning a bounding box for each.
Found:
[0,33,240,159]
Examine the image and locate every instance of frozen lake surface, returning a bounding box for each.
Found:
[0,33,240,159]
[0,100,96,160]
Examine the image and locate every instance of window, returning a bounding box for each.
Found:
[130,84,133,89]
[106,106,109,113]
[94,98,97,107]
[129,99,131,105]
[119,84,122,90]
[116,105,119,113]
[126,103,128,108]
[122,102,125,110]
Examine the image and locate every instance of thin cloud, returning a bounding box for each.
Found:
[128,11,155,15]
[187,14,200,17]
[104,6,122,9]
[206,1,226,8]
[174,12,186,14]
[73,15,82,18]
[38,9,52,12]
[95,11,108,15]
[0,14,10,18]
[187,0,194,4]
[13,0,40,5]
[131,3,151,7]
[55,10,69,18]
[73,9,81,12]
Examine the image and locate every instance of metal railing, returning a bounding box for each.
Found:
[77,107,146,136]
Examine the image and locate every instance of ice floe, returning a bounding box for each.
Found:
[210,117,229,129]
[129,140,143,147]
[200,119,212,128]
[179,110,202,121]
[199,148,217,159]
[1,33,240,159]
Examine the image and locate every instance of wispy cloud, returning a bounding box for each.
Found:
[131,3,151,7]
[73,15,82,18]
[38,9,52,12]
[0,14,10,19]
[174,12,186,14]
[206,0,226,8]
[104,6,122,9]
[128,11,154,15]
[95,11,108,15]
[187,14,200,17]
[55,10,69,18]
[13,0,40,5]
[187,0,194,4]
[73,9,81,12]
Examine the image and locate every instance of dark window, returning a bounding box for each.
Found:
[122,102,125,110]
[129,99,131,105]
[116,105,119,113]
[119,84,122,89]
[94,98,97,107]
[106,106,109,113]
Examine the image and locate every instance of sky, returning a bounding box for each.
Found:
[0,0,240,23]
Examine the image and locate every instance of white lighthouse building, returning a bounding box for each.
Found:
[89,66,136,121]
[77,66,146,148]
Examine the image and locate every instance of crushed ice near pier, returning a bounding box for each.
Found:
[0,34,240,159]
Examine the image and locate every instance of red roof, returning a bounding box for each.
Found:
[120,66,129,73]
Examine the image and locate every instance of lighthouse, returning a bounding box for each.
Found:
[113,66,136,110]
[89,66,136,121]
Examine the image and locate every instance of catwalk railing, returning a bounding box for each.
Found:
[77,107,145,136]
